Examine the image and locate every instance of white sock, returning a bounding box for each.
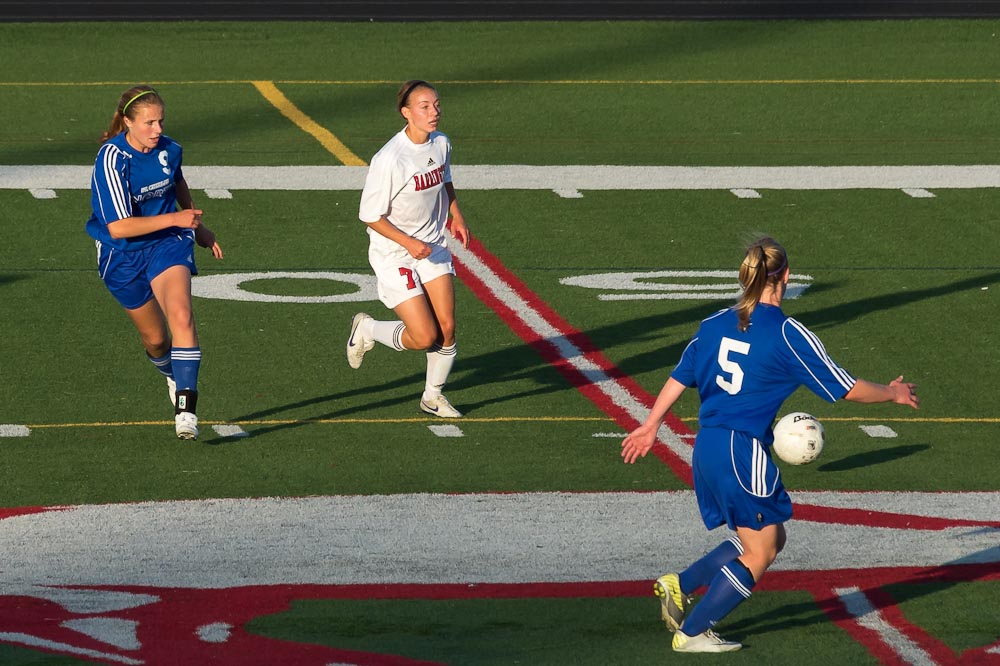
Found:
[369,320,406,351]
[423,343,457,400]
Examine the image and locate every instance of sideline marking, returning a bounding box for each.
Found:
[0,424,30,437]
[860,425,898,438]
[249,80,366,166]
[211,425,248,439]
[428,425,464,438]
[6,164,1000,191]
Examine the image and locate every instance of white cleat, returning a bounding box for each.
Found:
[166,376,177,408]
[672,629,742,653]
[420,395,462,418]
[175,412,199,440]
[346,312,375,369]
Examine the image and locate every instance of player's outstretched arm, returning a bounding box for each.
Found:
[845,376,919,409]
[622,377,687,463]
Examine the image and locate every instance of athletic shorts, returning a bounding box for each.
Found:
[368,240,455,309]
[96,233,197,310]
[691,426,793,531]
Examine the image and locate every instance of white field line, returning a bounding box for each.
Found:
[835,586,937,666]
[449,240,692,465]
[3,164,1000,191]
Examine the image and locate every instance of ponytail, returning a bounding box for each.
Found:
[736,237,787,332]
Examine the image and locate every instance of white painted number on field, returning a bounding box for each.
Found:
[191,272,378,303]
[560,270,813,301]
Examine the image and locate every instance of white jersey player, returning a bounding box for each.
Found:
[348,80,471,418]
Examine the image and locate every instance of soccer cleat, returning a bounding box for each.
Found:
[420,395,462,418]
[654,573,692,632]
[175,411,199,440]
[672,629,742,653]
[346,312,375,369]
[166,376,177,408]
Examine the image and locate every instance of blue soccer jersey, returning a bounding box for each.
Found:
[86,132,187,251]
[671,304,856,443]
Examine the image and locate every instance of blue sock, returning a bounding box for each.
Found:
[678,536,743,594]
[681,559,755,636]
[147,352,173,379]
[171,346,201,392]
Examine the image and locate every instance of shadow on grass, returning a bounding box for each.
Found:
[217,270,1000,444]
[817,444,931,472]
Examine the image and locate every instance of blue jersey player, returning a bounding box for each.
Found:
[621,237,919,653]
[87,85,223,440]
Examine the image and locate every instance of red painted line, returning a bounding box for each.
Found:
[867,586,962,666]
[0,505,64,520]
[453,236,694,485]
[794,503,1000,531]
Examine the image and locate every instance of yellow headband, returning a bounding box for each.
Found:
[122,90,155,114]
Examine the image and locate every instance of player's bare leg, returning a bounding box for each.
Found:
[416,275,460,417]
[125,298,177,410]
[151,266,201,439]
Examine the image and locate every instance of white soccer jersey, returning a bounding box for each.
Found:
[358,128,452,252]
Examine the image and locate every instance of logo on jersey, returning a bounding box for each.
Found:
[413,165,445,192]
[159,150,170,175]
[427,158,436,166]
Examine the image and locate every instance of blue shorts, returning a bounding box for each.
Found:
[96,234,197,310]
[691,427,793,531]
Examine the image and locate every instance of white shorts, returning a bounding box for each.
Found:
[368,240,456,309]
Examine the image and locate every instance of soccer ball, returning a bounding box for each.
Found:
[772,412,825,465]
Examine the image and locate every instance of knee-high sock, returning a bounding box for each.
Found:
[147,352,173,379]
[369,320,407,351]
[680,559,756,637]
[423,343,457,399]
[171,346,201,392]
[679,535,743,595]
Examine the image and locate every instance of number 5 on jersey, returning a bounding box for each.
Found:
[716,337,750,395]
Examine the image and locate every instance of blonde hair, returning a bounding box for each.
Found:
[735,237,788,332]
[100,85,164,143]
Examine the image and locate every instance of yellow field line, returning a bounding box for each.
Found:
[250,80,366,166]
[2,78,999,87]
[21,415,1000,429]
[25,416,610,428]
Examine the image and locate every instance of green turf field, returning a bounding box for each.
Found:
[1,18,998,666]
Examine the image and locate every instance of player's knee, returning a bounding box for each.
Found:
[437,319,456,344]
[406,327,439,350]
[142,335,170,356]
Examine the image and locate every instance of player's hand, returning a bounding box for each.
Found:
[195,225,223,259]
[406,238,432,260]
[889,375,919,409]
[449,215,471,249]
[621,426,656,464]
[173,208,203,229]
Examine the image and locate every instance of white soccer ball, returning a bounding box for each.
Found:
[772,412,825,465]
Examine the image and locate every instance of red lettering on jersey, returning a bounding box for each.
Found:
[413,166,445,192]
